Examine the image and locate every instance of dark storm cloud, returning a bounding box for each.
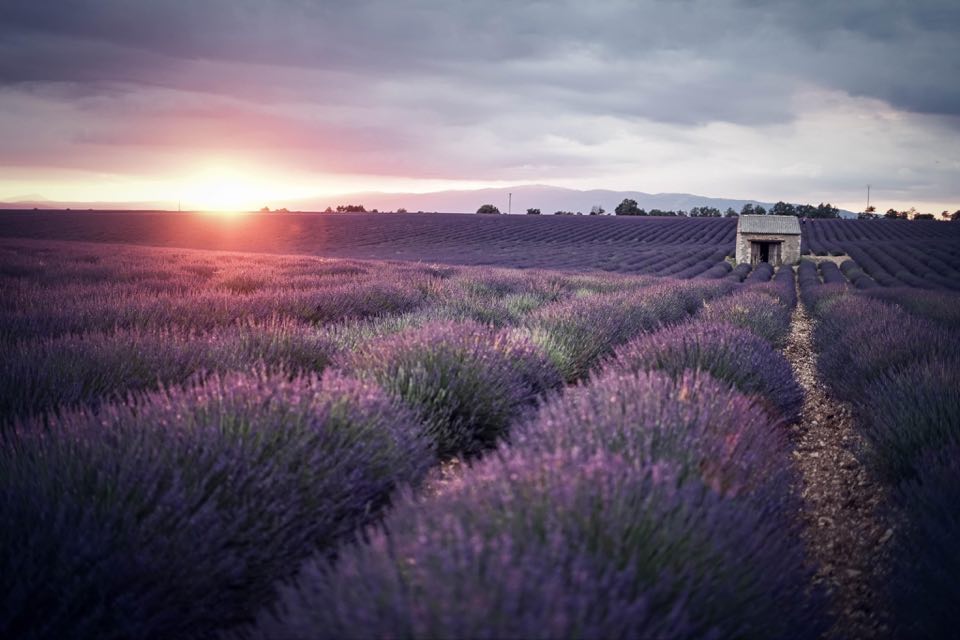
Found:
[2,0,959,123]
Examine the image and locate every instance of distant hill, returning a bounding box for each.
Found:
[284,185,777,216]
[1,184,857,218]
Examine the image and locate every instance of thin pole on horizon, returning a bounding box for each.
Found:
[866,185,870,210]
[508,192,512,215]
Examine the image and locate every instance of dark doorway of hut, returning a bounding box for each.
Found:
[750,241,782,266]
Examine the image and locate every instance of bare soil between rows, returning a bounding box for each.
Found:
[784,303,893,639]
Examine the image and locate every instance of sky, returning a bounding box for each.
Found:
[1,0,958,212]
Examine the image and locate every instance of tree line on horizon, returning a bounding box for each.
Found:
[858,206,960,221]
[257,200,958,221]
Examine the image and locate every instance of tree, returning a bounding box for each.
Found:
[589,205,605,216]
[724,207,738,218]
[397,208,408,214]
[884,208,900,219]
[814,203,840,219]
[795,204,816,218]
[740,203,755,216]
[914,213,935,220]
[689,206,721,218]
[260,206,270,213]
[770,201,797,217]
[476,204,501,214]
[526,208,541,215]
[554,210,576,216]
[336,204,366,213]
[754,205,767,215]
[952,210,960,221]
[615,198,641,216]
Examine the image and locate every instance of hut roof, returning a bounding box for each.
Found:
[737,215,801,235]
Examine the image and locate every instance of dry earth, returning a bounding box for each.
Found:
[784,303,893,639]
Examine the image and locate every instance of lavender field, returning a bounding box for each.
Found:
[0,210,735,273]
[1,215,959,639]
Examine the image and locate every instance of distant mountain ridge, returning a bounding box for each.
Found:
[0,184,856,218]
[286,185,806,216]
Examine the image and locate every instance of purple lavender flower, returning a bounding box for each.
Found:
[251,446,825,639]
[337,320,562,458]
[0,369,432,639]
[609,321,804,424]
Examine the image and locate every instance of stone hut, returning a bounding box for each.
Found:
[735,215,801,266]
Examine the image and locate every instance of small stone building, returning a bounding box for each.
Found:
[735,215,801,266]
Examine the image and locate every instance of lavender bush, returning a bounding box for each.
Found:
[526,280,730,383]
[695,261,732,279]
[799,279,847,311]
[744,262,773,283]
[862,287,960,327]
[888,446,960,638]
[248,448,826,640]
[609,321,804,423]
[745,265,797,308]
[0,319,338,424]
[814,296,959,399]
[818,261,846,285]
[856,357,960,484]
[697,290,792,347]
[0,370,432,639]
[726,263,752,282]
[337,320,562,457]
[303,279,426,324]
[513,369,795,500]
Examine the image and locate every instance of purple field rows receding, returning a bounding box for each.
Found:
[3,211,957,288]
[0,210,736,274]
[3,218,958,638]
[801,218,960,290]
[0,235,835,638]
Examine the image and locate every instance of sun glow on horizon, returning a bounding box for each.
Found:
[180,166,273,212]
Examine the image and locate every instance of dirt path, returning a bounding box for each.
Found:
[784,302,891,638]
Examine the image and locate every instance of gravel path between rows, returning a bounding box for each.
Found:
[784,302,892,639]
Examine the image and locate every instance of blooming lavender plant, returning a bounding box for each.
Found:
[0,319,339,424]
[248,447,826,640]
[814,296,959,399]
[888,445,960,638]
[855,357,960,484]
[0,369,431,640]
[513,369,796,501]
[697,290,792,347]
[863,287,960,327]
[526,280,731,383]
[337,320,562,457]
[609,321,804,424]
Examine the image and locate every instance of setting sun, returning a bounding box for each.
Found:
[181,167,268,212]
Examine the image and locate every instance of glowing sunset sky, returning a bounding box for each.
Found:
[1,1,958,212]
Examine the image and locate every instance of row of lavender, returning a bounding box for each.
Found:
[244,268,831,638]
[0,212,737,274]
[801,219,960,291]
[0,240,632,420]
[2,239,750,638]
[798,271,960,636]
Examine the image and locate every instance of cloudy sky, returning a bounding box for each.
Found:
[1,0,958,211]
